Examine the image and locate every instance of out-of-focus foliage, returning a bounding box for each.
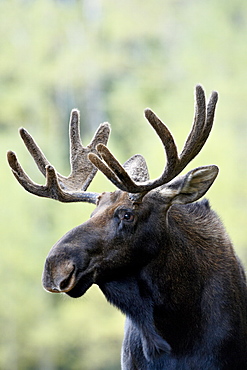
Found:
[1,0,247,369]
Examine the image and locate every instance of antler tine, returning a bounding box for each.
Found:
[69,109,83,162]
[95,144,138,189]
[7,151,61,200]
[7,150,41,191]
[20,127,50,176]
[179,85,206,163]
[7,110,111,203]
[179,85,218,168]
[143,109,179,184]
[89,150,128,191]
[205,90,218,135]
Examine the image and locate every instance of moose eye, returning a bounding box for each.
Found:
[122,211,134,222]
[115,208,135,223]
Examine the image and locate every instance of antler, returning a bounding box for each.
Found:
[7,109,110,204]
[89,85,218,200]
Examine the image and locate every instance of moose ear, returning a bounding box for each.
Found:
[155,165,219,205]
[123,154,150,183]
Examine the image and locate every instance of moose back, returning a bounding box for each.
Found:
[8,86,247,369]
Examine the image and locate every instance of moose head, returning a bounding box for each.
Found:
[7,85,247,369]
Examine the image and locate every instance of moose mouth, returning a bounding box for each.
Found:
[66,278,92,298]
[66,274,93,298]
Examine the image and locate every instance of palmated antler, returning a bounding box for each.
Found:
[7,110,110,204]
[89,85,218,201]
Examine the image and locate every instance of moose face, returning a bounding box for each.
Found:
[42,190,161,298]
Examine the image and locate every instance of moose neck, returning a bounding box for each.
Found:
[99,272,173,359]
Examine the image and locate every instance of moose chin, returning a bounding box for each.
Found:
[8,85,247,370]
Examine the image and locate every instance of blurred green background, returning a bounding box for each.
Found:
[1,0,247,369]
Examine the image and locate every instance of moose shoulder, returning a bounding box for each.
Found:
[7,86,247,369]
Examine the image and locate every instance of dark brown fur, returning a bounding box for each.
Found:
[43,191,247,369]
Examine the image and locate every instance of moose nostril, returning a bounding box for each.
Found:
[52,287,60,293]
[59,265,75,291]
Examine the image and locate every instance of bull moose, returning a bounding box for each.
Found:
[7,85,247,369]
